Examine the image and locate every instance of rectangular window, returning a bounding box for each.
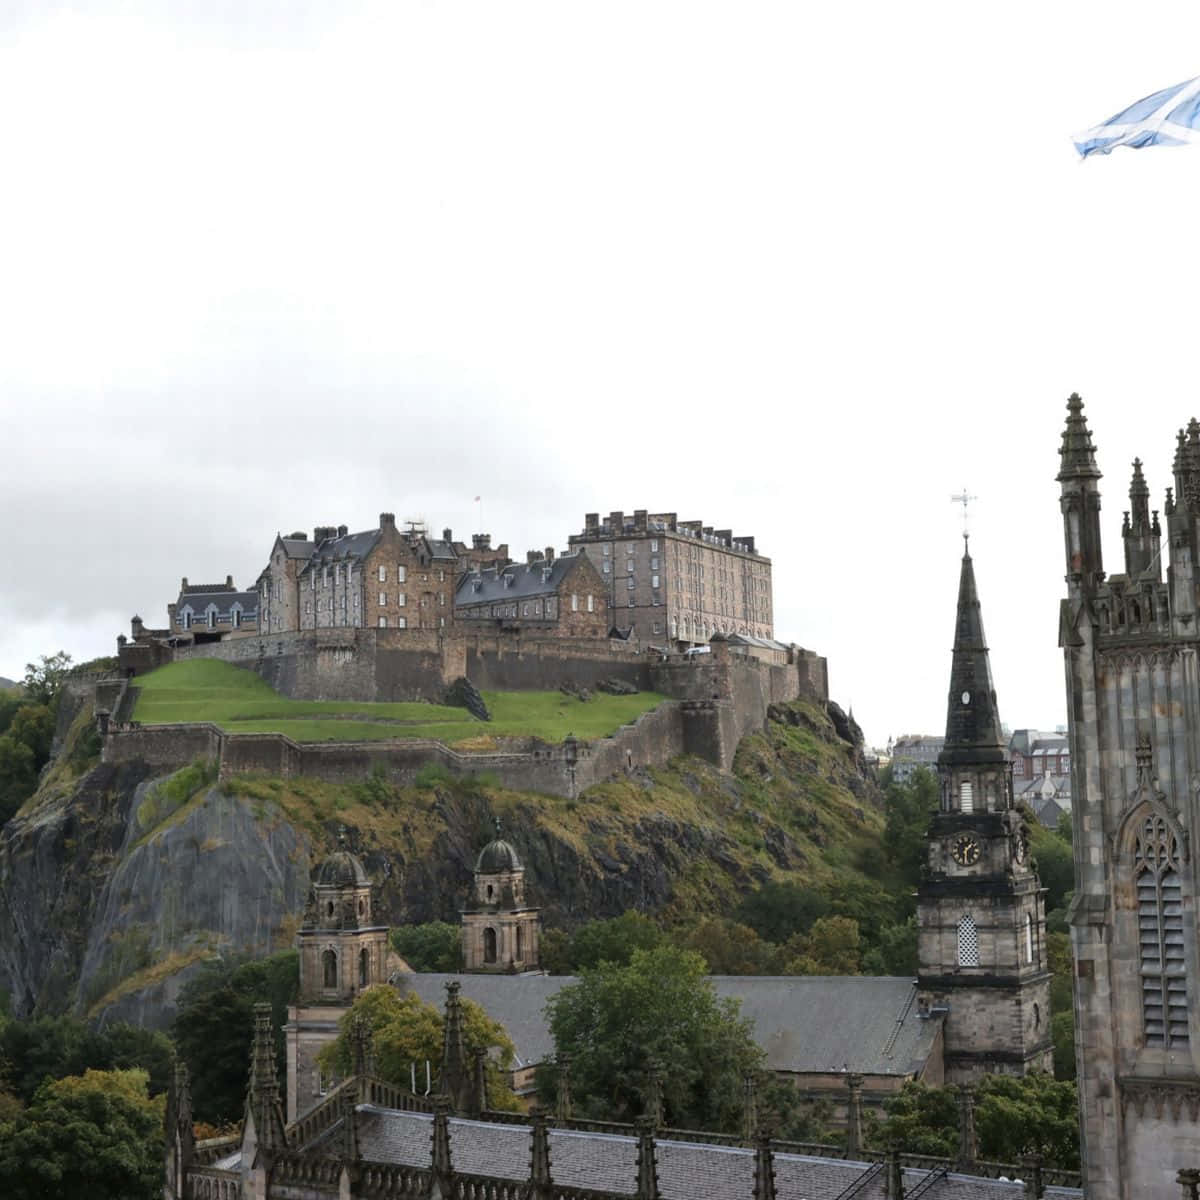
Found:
[650,557,659,570]
[378,616,387,628]
[397,616,407,629]
[651,540,658,552]
[652,575,660,589]
[587,594,594,612]
[627,577,635,589]
[379,592,387,606]
[322,567,328,586]
[603,562,611,574]
[334,565,341,584]
[571,593,579,612]
[310,573,315,590]
[398,565,407,583]
[305,601,311,614]
[602,544,610,556]
[438,570,445,582]
[378,565,387,582]
[353,594,359,607]
[439,593,445,606]
[398,593,406,607]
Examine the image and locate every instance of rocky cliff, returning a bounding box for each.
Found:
[0,695,881,1028]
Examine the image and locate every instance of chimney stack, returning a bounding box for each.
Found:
[545,547,555,563]
[379,513,396,531]
[225,575,234,589]
[443,528,453,542]
[337,524,348,538]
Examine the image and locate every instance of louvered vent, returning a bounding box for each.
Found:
[958,914,980,967]
[1136,813,1189,1049]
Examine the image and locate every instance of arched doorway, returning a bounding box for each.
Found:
[484,927,498,964]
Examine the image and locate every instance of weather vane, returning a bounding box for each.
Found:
[951,488,977,544]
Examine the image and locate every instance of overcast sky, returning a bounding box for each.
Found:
[5,2,1200,745]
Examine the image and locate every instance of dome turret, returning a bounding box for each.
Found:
[316,848,369,887]
[476,837,522,874]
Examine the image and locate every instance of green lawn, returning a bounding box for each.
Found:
[129,659,662,746]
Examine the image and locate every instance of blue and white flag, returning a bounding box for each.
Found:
[1074,75,1200,158]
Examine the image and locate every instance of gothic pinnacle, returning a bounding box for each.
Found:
[1057,393,1101,481]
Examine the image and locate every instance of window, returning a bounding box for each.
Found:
[653,622,662,635]
[652,575,660,589]
[587,594,594,612]
[353,594,359,608]
[602,544,611,556]
[439,617,445,627]
[397,616,407,628]
[439,593,445,606]
[651,557,659,570]
[960,781,974,813]
[398,566,407,583]
[232,607,242,629]
[603,561,611,574]
[627,577,635,589]
[398,593,406,607]
[323,567,329,586]
[305,601,312,614]
[311,573,316,590]
[379,592,386,606]
[957,914,980,967]
[484,927,498,964]
[1025,913,1034,964]
[1135,813,1189,1047]
[335,565,341,584]
[379,616,388,628]
[323,949,338,989]
[207,608,217,629]
[359,948,370,988]
[651,540,659,552]
[571,594,579,612]
[182,608,193,630]
[515,925,524,962]
[378,565,387,582]
[523,604,529,617]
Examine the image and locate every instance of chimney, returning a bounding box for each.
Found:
[527,550,538,565]
[225,575,234,589]
[443,528,453,542]
[585,513,599,533]
[379,513,396,531]
[337,524,348,538]
[609,510,625,533]
[314,526,336,543]
[634,509,648,532]
[545,547,555,563]
[289,531,307,540]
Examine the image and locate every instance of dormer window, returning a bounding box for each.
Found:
[206,606,218,629]
[231,605,242,629]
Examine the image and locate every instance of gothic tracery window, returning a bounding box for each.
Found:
[1135,813,1188,1048]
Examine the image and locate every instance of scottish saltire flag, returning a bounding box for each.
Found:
[1074,75,1200,157]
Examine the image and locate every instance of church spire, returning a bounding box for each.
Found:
[245,1003,286,1152]
[941,546,1006,763]
[1057,392,1100,480]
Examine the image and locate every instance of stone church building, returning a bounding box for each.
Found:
[1057,396,1200,1200]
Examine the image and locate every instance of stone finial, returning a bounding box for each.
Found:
[635,1117,660,1200]
[471,1047,488,1117]
[743,1073,759,1145]
[528,1107,553,1200]
[340,1084,358,1164]
[643,1061,664,1131]
[1057,393,1101,481]
[846,1073,864,1159]
[884,1146,904,1199]
[753,1131,777,1200]
[1177,1168,1200,1200]
[956,1085,978,1169]
[350,1012,373,1080]
[246,1003,286,1152]
[440,981,469,1111]
[1020,1153,1045,1198]
[556,1054,573,1124]
[431,1095,453,1188]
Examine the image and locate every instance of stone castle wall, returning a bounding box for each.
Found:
[464,632,648,692]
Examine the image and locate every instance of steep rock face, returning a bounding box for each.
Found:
[0,698,881,1028]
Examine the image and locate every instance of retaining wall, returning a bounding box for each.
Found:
[465,632,649,692]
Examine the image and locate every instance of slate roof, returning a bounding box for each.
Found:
[347,1109,1080,1200]
[456,554,590,605]
[299,528,383,574]
[175,590,259,618]
[180,582,236,595]
[280,537,315,560]
[422,536,460,561]
[395,974,941,1078]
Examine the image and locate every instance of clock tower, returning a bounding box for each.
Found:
[916,541,1052,1082]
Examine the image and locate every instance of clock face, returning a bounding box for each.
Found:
[962,691,971,704]
[951,835,982,866]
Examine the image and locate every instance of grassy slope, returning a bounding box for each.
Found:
[130,659,664,746]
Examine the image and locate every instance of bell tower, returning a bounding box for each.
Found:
[462,822,541,973]
[916,539,1052,1082]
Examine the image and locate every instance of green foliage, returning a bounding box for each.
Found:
[678,918,781,974]
[7,705,53,763]
[0,1068,162,1200]
[355,763,398,808]
[319,986,518,1109]
[1030,822,1075,925]
[877,1074,1080,1169]
[541,944,763,1130]
[130,658,664,745]
[781,915,862,975]
[135,759,216,835]
[861,916,918,976]
[735,882,832,944]
[414,762,455,789]
[551,912,664,973]
[882,767,938,889]
[0,1015,172,1105]
[172,949,298,1124]
[21,652,73,708]
[0,736,38,825]
[390,922,462,972]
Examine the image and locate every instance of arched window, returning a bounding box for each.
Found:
[957,914,980,967]
[206,606,218,629]
[1024,913,1034,965]
[1135,813,1188,1048]
[484,927,498,964]
[359,948,370,988]
[515,925,524,962]
[323,949,338,989]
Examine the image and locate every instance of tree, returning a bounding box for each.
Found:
[562,911,664,971]
[7,705,53,764]
[677,917,780,974]
[0,737,37,825]
[735,882,831,944]
[542,945,763,1132]
[21,653,73,708]
[318,985,518,1108]
[876,1074,1080,1169]
[781,916,862,975]
[861,917,918,976]
[1030,823,1075,922]
[172,949,298,1124]
[390,922,462,972]
[0,1068,162,1200]
[883,767,938,889]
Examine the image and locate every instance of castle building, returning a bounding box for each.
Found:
[258,532,315,633]
[1057,396,1200,1200]
[568,509,772,647]
[286,834,390,1123]
[169,576,259,642]
[460,825,541,973]
[453,551,609,639]
[916,541,1052,1083]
